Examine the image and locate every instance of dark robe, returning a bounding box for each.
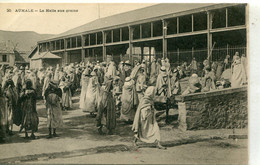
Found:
[20,88,39,132]
[96,80,116,131]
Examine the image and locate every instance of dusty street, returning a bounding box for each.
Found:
[0,96,248,164]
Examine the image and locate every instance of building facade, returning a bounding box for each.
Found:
[35,3,248,66]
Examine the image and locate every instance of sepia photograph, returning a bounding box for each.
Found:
[0,1,254,164]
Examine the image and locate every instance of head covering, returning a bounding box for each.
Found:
[125,77,131,82]
[124,60,131,66]
[25,79,33,89]
[90,71,97,76]
[160,66,166,72]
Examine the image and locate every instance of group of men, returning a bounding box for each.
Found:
[0,52,247,147]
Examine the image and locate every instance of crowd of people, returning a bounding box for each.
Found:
[0,51,247,149]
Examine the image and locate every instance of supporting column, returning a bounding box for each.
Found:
[120,28,122,42]
[162,20,167,59]
[177,48,180,66]
[192,47,194,59]
[81,35,85,62]
[246,4,249,57]
[192,14,194,32]
[102,31,106,62]
[140,24,142,39]
[141,45,144,61]
[151,22,153,37]
[207,11,213,62]
[149,46,151,75]
[226,8,228,28]
[128,26,133,64]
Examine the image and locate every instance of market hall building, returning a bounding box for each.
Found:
[30,3,248,68]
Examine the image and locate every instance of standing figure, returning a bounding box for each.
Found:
[149,59,157,85]
[96,79,116,135]
[155,66,171,101]
[132,86,166,149]
[0,84,7,143]
[3,78,18,135]
[20,79,39,139]
[79,69,91,111]
[136,67,147,102]
[189,57,198,74]
[84,72,100,117]
[120,77,138,123]
[44,81,63,138]
[231,56,247,88]
[170,69,181,95]
[59,76,72,110]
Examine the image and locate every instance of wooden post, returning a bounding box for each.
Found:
[177,17,179,34]
[207,11,212,63]
[120,28,122,42]
[96,33,98,45]
[81,35,85,62]
[140,24,142,39]
[192,14,194,32]
[151,22,153,37]
[162,20,167,59]
[192,47,194,59]
[102,31,106,62]
[177,48,180,66]
[111,30,113,43]
[226,43,229,56]
[141,45,144,62]
[88,35,90,46]
[226,8,228,28]
[129,26,133,64]
[149,46,151,75]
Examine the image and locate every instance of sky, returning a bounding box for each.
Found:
[0,3,154,34]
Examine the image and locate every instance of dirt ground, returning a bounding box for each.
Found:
[0,95,248,164]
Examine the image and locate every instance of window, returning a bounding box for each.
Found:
[153,21,163,37]
[228,5,246,27]
[166,18,177,35]
[106,31,112,43]
[212,8,226,29]
[141,23,151,38]
[122,27,129,41]
[2,55,7,62]
[113,29,120,42]
[193,12,207,31]
[77,36,82,47]
[97,32,103,44]
[133,25,140,40]
[179,15,192,33]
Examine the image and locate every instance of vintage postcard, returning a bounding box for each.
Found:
[0,1,256,164]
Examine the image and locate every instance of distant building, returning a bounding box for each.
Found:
[0,41,29,67]
[29,46,62,69]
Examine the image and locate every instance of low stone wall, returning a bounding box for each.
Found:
[175,86,248,130]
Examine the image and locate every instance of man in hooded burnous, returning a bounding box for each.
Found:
[132,86,166,149]
[84,71,100,117]
[96,79,116,135]
[120,77,138,123]
[0,84,7,143]
[79,68,91,112]
[44,81,63,138]
[20,79,39,139]
[3,77,18,135]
